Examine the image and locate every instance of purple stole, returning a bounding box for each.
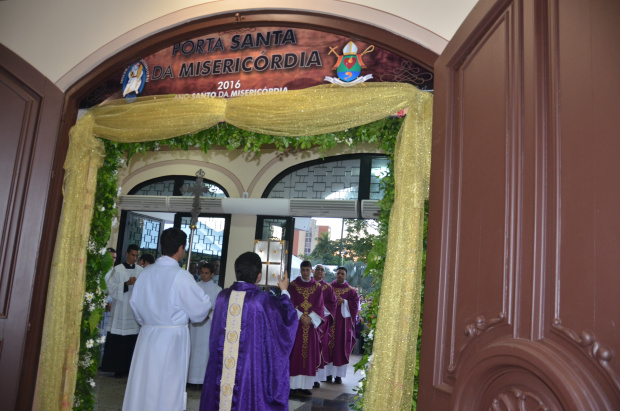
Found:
[317,279,337,367]
[329,281,360,366]
[288,277,325,376]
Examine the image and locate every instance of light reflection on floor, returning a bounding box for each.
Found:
[93,354,363,411]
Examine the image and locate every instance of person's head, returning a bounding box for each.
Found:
[189,262,198,275]
[336,266,348,284]
[234,252,262,284]
[300,260,312,281]
[125,244,140,265]
[212,259,221,275]
[200,263,215,282]
[313,264,326,282]
[138,253,155,267]
[160,228,187,259]
[107,248,117,260]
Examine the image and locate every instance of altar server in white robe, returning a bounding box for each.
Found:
[101,244,142,377]
[123,228,212,411]
[187,262,221,385]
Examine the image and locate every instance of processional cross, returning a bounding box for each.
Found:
[180,169,210,266]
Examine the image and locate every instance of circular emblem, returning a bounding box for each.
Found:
[222,384,232,396]
[225,356,236,369]
[227,331,238,343]
[229,303,241,316]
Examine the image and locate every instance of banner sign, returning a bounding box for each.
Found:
[81,27,433,107]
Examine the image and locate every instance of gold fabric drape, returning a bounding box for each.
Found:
[34,82,432,411]
[34,115,105,410]
[363,91,433,411]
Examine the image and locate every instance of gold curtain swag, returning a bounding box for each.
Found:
[33,82,432,411]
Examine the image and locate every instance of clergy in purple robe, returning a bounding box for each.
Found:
[200,252,297,411]
[288,260,326,395]
[312,264,338,387]
[326,266,360,383]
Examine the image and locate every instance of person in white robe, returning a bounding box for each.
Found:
[98,247,116,362]
[101,244,142,376]
[187,262,221,385]
[122,228,212,411]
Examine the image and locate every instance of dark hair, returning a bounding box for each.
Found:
[201,263,215,273]
[107,247,116,254]
[139,253,155,264]
[300,260,312,269]
[160,228,187,257]
[336,266,348,274]
[234,252,262,283]
[126,244,140,253]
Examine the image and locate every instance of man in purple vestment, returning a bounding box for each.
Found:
[288,260,326,396]
[326,266,360,384]
[200,252,297,411]
[312,264,337,388]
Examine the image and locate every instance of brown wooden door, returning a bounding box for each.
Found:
[419,0,620,410]
[0,45,64,411]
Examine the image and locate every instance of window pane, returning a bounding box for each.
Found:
[180,216,226,259]
[267,159,361,200]
[132,179,176,196]
[370,157,390,200]
[125,212,161,256]
[259,218,289,241]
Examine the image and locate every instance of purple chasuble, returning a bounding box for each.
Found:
[288,277,325,377]
[200,282,298,411]
[317,280,337,367]
[329,281,360,366]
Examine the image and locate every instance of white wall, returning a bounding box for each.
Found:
[224,214,257,287]
[118,144,384,198]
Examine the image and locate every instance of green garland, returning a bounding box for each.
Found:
[73,142,126,410]
[72,117,409,410]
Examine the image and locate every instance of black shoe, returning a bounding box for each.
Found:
[313,381,320,388]
[299,389,313,396]
[326,375,332,382]
[113,372,124,378]
[334,376,342,384]
[289,389,297,397]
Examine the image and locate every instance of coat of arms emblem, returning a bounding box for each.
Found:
[324,41,374,86]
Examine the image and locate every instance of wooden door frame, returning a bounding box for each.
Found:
[30,9,438,409]
[0,44,65,411]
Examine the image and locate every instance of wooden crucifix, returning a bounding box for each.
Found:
[179,169,210,267]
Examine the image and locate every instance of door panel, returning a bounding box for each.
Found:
[420,0,620,410]
[450,9,512,378]
[0,45,64,411]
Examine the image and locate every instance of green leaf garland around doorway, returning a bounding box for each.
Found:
[74,116,425,411]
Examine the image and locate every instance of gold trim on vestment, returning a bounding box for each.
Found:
[219,290,246,411]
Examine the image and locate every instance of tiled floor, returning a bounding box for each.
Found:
[93,354,363,411]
